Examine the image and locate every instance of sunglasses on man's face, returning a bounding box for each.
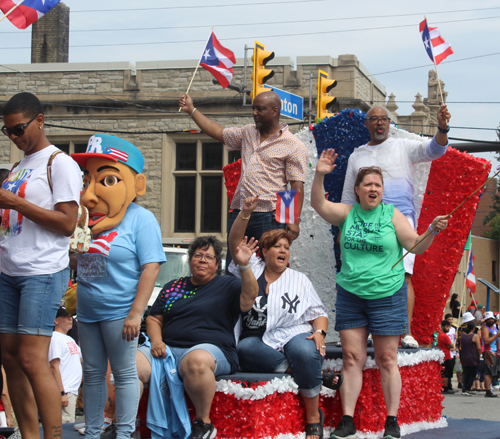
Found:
[1,114,39,137]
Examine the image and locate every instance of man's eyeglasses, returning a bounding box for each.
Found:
[192,253,216,263]
[366,116,391,124]
[1,114,39,137]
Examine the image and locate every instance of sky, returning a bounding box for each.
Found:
[1,0,499,170]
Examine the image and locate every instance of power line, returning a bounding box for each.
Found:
[2,6,499,34]
[71,0,325,13]
[1,15,499,49]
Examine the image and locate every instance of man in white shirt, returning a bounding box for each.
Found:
[48,307,82,423]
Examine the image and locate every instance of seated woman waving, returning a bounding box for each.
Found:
[228,196,340,439]
[311,149,448,439]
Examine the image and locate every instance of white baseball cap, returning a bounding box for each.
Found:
[461,312,475,324]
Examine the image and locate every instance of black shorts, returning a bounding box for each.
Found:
[441,359,454,379]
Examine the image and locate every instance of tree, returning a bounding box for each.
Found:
[482,124,500,239]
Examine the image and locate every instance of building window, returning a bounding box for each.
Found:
[172,140,229,235]
[53,142,88,155]
[492,260,497,283]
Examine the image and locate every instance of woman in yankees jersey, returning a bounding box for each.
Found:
[228,195,340,439]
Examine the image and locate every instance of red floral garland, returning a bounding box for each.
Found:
[223,159,242,212]
[186,363,442,438]
[412,148,491,345]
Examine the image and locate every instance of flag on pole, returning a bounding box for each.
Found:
[419,18,453,66]
[199,32,236,89]
[0,0,60,29]
[275,189,299,224]
[466,249,476,294]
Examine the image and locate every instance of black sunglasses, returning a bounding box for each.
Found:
[1,114,39,137]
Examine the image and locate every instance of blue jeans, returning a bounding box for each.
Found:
[0,267,69,336]
[226,210,285,274]
[79,319,140,439]
[237,333,324,397]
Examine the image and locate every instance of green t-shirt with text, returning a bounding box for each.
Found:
[337,203,405,299]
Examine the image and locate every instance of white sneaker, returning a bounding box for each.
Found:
[401,335,419,349]
[493,385,500,391]
[78,428,85,436]
[74,423,85,431]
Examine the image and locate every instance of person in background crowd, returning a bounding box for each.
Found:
[481,311,499,398]
[48,307,83,423]
[459,317,481,396]
[438,319,457,394]
[0,92,81,439]
[475,304,485,324]
[450,293,461,319]
[178,91,308,272]
[71,134,166,439]
[445,313,462,389]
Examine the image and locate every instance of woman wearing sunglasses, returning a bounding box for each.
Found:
[0,92,82,439]
[311,151,448,439]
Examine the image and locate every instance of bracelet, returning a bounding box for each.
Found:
[315,329,327,337]
[239,211,251,220]
[61,391,66,396]
[428,224,440,235]
[191,108,197,118]
[437,125,450,133]
[238,264,251,271]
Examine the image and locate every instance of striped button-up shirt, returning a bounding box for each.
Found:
[223,123,308,212]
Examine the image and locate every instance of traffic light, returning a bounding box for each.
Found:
[316,69,337,121]
[251,40,275,100]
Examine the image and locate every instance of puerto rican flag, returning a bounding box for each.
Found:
[419,18,453,66]
[106,147,128,162]
[466,250,476,294]
[0,0,60,29]
[200,32,236,89]
[88,231,118,257]
[275,189,299,224]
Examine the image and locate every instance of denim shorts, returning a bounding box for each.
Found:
[0,267,69,336]
[138,342,231,380]
[335,281,409,335]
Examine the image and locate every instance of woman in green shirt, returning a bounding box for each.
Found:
[311,149,448,439]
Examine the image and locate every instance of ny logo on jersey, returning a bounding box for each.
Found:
[281,293,300,314]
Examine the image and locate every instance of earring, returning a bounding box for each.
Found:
[39,125,43,130]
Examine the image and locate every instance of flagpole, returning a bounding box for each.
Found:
[0,0,27,24]
[460,247,472,320]
[178,28,214,112]
[392,167,500,269]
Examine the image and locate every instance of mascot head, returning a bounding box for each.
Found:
[72,134,146,234]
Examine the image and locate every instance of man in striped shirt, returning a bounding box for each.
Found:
[179,91,308,271]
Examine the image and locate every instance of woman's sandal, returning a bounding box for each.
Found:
[322,371,344,390]
[305,408,324,439]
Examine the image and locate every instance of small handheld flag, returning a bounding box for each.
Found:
[419,18,453,66]
[466,250,476,294]
[276,190,299,224]
[200,32,236,89]
[0,0,60,29]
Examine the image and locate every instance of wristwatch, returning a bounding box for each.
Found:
[61,391,66,396]
[437,125,450,133]
[315,329,327,338]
